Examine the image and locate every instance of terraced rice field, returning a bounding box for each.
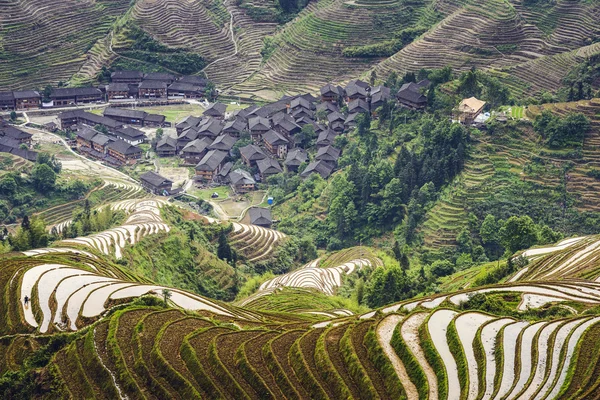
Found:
[6,218,600,397]
[60,199,169,259]
[3,250,250,335]
[0,0,131,89]
[421,98,600,250]
[374,0,600,97]
[202,216,287,262]
[239,257,374,306]
[38,181,145,233]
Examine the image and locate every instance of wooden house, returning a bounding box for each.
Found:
[315,145,340,166]
[222,117,246,137]
[300,160,334,179]
[13,91,41,110]
[140,171,173,195]
[106,140,142,165]
[262,130,289,159]
[203,102,227,120]
[156,136,177,157]
[457,97,486,125]
[284,148,307,172]
[239,144,267,167]
[195,150,228,181]
[111,70,144,84]
[248,207,272,228]
[256,157,283,181]
[50,87,102,106]
[181,137,212,165]
[0,92,15,110]
[229,169,256,193]
[320,84,344,103]
[138,81,167,98]
[248,116,271,142]
[107,83,130,100]
[396,82,427,110]
[208,134,237,152]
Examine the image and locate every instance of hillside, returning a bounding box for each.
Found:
[5,222,600,398]
[2,0,600,100]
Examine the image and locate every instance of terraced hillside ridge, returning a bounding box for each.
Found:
[0,0,131,90]
[420,98,600,250]
[39,181,145,235]
[59,199,169,259]
[509,234,600,283]
[1,250,255,336]
[39,290,600,399]
[204,216,287,262]
[374,0,600,97]
[6,222,600,397]
[238,257,375,306]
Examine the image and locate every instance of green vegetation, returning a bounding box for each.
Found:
[0,153,92,224]
[114,23,206,74]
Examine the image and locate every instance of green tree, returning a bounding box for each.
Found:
[0,177,17,196]
[31,164,56,192]
[296,124,316,148]
[430,260,454,277]
[9,111,17,121]
[500,216,538,254]
[161,289,172,307]
[364,266,412,308]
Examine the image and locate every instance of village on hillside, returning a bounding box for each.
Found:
[0,70,489,226]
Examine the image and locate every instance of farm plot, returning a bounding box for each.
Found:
[60,199,169,259]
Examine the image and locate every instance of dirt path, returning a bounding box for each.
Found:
[401,313,438,399]
[202,5,239,79]
[377,315,419,400]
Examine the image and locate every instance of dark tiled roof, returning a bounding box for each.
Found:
[397,82,427,104]
[144,72,176,82]
[0,92,14,101]
[348,98,370,113]
[140,171,173,187]
[139,81,168,89]
[229,168,255,185]
[196,149,227,171]
[285,148,307,166]
[144,114,166,123]
[223,118,246,133]
[315,145,340,161]
[107,139,141,155]
[168,82,202,92]
[262,130,288,146]
[249,116,271,131]
[204,102,227,116]
[76,126,99,141]
[327,111,345,123]
[178,75,208,86]
[290,97,311,110]
[104,107,147,120]
[320,83,342,97]
[111,70,144,79]
[249,207,272,225]
[115,126,145,140]
[91,133,112,146]
[316,102,338,114]
[208,134,237,151]
[256,157,282,174]
[107,83,130,92]
[50,87,101,98]
[182,137,212,153]
[157,136,177,150]
[239,144,267,161]
[317,129,337,146]
[300,160,334,179]
[0,125,32,140]
[176,115,203,130]
[13,90,40,99]
[198,118,223,137]
[345,82,369,98]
